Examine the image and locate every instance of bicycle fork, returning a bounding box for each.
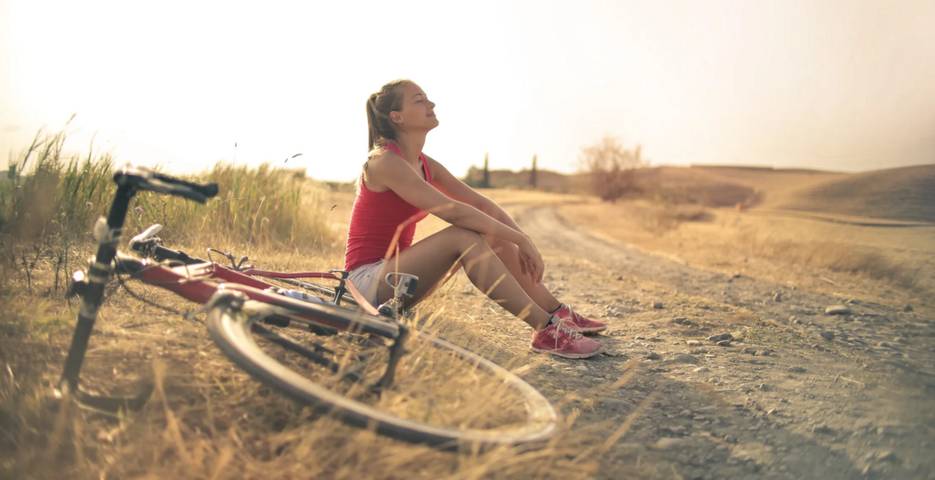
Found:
[58,184,153,411]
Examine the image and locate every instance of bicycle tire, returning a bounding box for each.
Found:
[206,296,558,450]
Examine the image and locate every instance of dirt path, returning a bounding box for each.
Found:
[468,201,935,479]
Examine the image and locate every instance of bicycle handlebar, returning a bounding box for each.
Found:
[114,166,219,203]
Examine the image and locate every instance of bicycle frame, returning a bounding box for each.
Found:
[120,258,400,339]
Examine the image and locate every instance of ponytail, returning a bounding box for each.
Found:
[365,79,410,155]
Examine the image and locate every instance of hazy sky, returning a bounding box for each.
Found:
[2,0,934,182]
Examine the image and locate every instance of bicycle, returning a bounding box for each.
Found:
[57,166,558,450]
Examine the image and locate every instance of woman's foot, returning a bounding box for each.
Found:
[531,317,603,359]
[552,303,608,334]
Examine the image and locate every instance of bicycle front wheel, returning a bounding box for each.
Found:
[205,294,558,450]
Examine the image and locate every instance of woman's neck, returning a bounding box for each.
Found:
[392,132,426,165]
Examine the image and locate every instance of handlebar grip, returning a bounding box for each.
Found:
[169,183,218,204]
[151,171,219,199]
[114,167,219,204]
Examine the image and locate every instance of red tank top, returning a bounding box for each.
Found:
[344,142,436,272]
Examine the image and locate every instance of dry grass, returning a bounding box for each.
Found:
[0,251,622,479]
[0,135,647,478]
[1,130,336,295]
[733,224,924,291]
[560,199,932,297]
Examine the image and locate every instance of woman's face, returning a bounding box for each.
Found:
[390,82,438,133]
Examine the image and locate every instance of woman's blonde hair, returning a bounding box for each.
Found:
[365,79,411,156]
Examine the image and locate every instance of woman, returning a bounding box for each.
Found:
[344,79,606,359]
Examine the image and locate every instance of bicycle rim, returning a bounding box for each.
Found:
[206,300,557,450]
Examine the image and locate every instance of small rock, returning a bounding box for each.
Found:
[875,450,897,462]
[663,425,687,435]
[686,340,702,347]
[812,424,835,435]
[693,366,710,373]
[757,383,771,391]
[616,275,624,281]
[672,353,699,364]
[602,350,627,357]
[707,333,733,342]
[820,331,835,341]
[766,408,778,416]
[742,347,757,355]
[788,366,807,373]
[645,352,661,360]
[653,437,686,449]
[757,349,772,356]
[903,304,913,312]
[773,292,782,302]
[652,301,664,310]
[825,305,851,315]
[716,340,732,347]
[679,409,692,417]
[689,348,708,355]
[788,315,798,324]
[672,317,690,325]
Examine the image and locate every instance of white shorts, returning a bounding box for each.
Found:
[347,259,386,307]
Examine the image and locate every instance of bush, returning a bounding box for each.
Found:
[578,135,645,202]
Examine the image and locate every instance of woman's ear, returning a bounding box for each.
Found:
[390,112,403,125]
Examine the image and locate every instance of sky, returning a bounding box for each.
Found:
[2,0,934,182]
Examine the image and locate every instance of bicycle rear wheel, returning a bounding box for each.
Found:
[205,293,557,450]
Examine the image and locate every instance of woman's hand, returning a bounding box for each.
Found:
[517,235,545,284]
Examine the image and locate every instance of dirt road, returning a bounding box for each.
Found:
[455,200,935,479]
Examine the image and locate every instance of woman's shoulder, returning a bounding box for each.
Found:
[362,147,406,193]
[365,147,406,174]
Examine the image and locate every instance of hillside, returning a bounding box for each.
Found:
[463,163,935,223]
[773,164,935,223]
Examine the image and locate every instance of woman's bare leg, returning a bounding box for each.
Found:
[373,226,551,330]
[485,235,563,313]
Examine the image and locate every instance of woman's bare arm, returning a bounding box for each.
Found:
[366,152,529,246]
[424,156,525,233]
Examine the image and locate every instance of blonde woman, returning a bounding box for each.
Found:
[344,79,606,359]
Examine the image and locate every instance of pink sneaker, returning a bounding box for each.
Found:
[531,318,603,359]
[553,304,607,334]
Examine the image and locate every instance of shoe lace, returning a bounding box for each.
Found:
[552,318,582,340]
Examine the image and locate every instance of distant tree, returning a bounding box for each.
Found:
[579,135,645,202]
[482,152,490,188]
[530,154,538,188]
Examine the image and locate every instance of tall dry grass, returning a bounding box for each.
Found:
[0,130,335,294]
[735,224,923,291]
